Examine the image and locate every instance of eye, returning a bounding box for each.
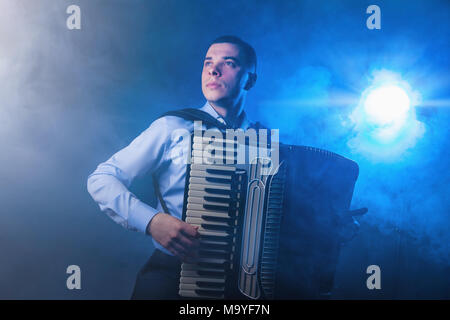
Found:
[204,61,212,66]
[225,60,235,67]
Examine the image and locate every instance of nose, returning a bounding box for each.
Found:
[208,63,221,77]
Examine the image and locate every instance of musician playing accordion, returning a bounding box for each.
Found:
[87,36,364,300]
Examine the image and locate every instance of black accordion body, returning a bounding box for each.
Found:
[178,131,359,299]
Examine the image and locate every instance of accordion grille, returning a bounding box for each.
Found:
[260,164,286,299]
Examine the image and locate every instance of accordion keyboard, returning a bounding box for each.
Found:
[178,163,244,299]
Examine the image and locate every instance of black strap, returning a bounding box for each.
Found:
[162,108,230,130]
[153,178,170,214]
[161,107,269,131]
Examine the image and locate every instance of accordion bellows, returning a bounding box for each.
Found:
[178,132,359,299]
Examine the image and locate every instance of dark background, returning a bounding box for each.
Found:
[0,0,448,299]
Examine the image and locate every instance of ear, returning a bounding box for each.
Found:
[244,72,257,91]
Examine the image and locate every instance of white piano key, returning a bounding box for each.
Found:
[186,209,232,219]
[178,289,224,299]
[190,256,229,265]
[186,217,231,228]
[186,222,223,230]
[181,270,225,278]
[192,150,204,158]
[187,196,230,207]
[198,228,231,238]
[191,153,238,164]
[179,283,225,292]
[180,277,225,284]
[199,146,239,155]
[190,170,233,180]
[188,189,231,199]
[189,177,232,187]
[200,239,231,247]
[191,164,236,172]
[188,183,231,191]
[200,240,234,248]
[186,203,230,212]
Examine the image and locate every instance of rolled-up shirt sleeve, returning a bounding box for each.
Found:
[87,117,170,233]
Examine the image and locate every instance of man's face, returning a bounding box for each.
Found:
[201,42,250,106]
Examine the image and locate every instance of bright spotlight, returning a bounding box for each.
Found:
[348,70,425,160]
[363,85,411,126]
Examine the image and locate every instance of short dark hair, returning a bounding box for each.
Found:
[209,35,257,73]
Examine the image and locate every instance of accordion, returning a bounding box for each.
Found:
[178,131,359,299]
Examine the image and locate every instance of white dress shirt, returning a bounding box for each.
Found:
[87,102,251,255]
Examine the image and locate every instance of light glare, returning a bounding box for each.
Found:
[363,85,411,126]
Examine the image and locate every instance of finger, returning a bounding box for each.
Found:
[169,241,188,258]
[169,247,186,261]
[167,246,180,258]
[180,223,200,239]
[167,240,187,258]
[175,236,200,262]
[175,234,199,251]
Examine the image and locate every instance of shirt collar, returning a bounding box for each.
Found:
[200,101,250,129]
[200,101,225,124]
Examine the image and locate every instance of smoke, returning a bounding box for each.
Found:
[0,0,449,298]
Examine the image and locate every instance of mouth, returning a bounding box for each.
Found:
[206,82,221,89]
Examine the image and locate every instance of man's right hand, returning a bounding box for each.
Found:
[147,213,200,261]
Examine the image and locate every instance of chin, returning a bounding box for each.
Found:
[204,93,226,102]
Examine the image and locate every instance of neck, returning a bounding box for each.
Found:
[209,96,245,122]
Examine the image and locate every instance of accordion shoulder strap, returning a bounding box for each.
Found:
[160,108,229,130]
[158,108,269,131]
[152,177,170,214]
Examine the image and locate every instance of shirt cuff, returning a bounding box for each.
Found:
[128,199,159,234]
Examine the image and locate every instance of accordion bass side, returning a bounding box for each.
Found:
[178,134,359,299]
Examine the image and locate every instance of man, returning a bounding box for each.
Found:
[87,35,258,299]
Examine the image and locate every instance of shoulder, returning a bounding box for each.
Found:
[150,115,192,131]
[132,109,195,149]
[146,109,195,134]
